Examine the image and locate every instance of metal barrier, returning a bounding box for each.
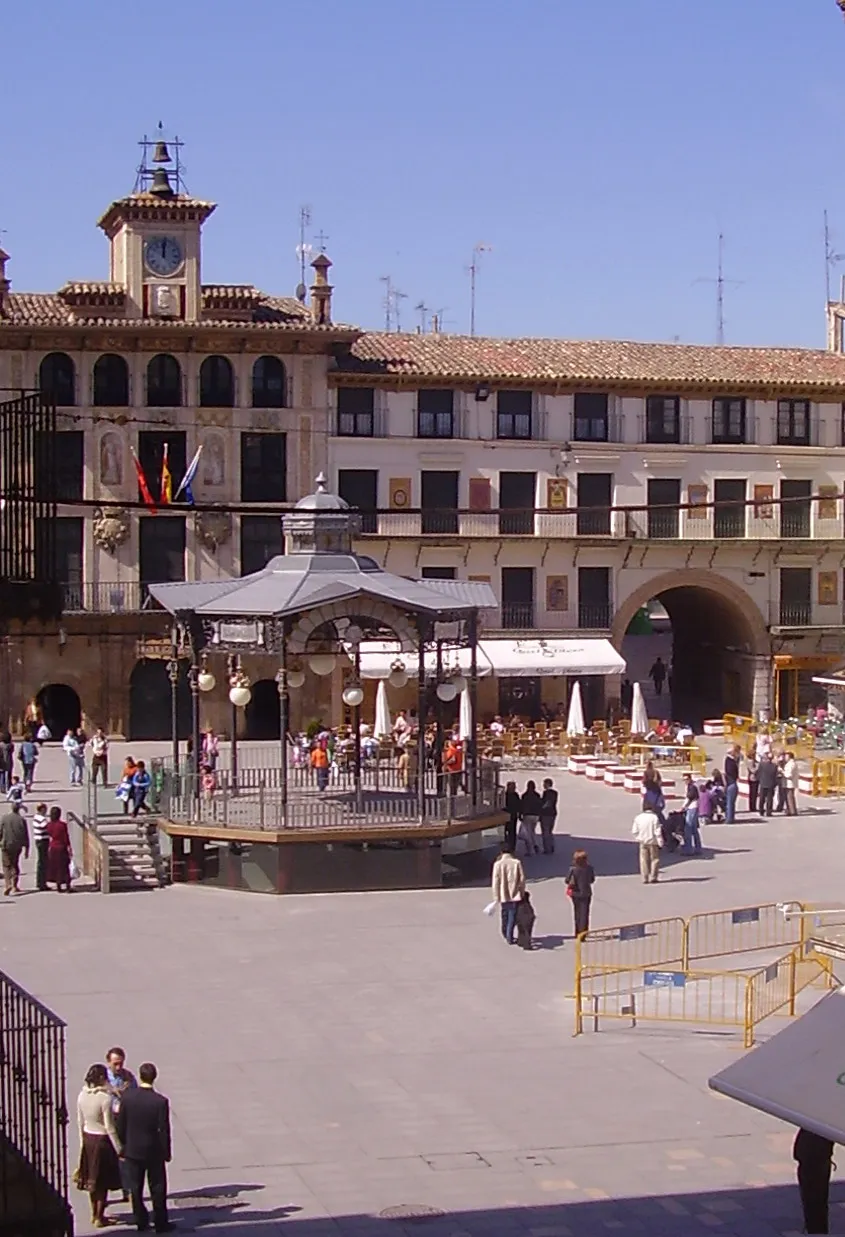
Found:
[0,970,72,1235]
[811,759,845,797]
[576,917,686,973]
[685,902,804,965]
[619,742,707,773]
[574,946,833,1045]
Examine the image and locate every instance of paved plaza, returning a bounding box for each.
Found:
[3,740,845,1236]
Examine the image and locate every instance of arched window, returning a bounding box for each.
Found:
[92,354,129,407]
[146,354,182,407]
[200,356,235,408]
[251,356,286,409]
[39,352,76,406]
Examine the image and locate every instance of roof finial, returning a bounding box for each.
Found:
[315,472,328,492]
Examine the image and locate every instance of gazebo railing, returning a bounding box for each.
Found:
[154,757,502,831]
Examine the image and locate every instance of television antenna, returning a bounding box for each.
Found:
[380,276,407,331]
[824,210,845,305]
[467,243,491,336]
[694,233,743,345]
[414,300,430,332]
[295,205,313,302]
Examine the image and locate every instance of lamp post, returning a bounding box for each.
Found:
[342,668,365,811]
[227,653,251,793]
[166,642,180,776]
[187,663,200,805]
[275,659,291,827]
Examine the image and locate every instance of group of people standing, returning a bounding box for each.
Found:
[503,778,558,855]
[76,1047,173,1232]
[0,801,73,895]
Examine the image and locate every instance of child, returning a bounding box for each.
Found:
[6,777,25,807]
[515,892,536,950]
[201,762,217,799]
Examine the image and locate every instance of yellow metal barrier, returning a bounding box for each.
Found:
[574,946,833,1044]
[812,759,845,797]
[577,917,686,972]
[620,742,707,774]
[685,902,804,966]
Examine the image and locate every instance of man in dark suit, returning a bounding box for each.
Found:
[115,1061,173,1233]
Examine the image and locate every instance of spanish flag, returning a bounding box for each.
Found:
[160,442,172,505]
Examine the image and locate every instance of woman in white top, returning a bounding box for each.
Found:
[76,1063,123,1227]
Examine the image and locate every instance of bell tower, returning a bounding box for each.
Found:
[97,126,216,322]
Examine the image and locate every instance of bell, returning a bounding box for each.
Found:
[152,140,171,164]
[149,168,173,197]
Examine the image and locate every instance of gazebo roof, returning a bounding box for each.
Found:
[149,551,495,619]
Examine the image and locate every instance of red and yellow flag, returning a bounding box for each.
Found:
[130,448,157,513]
[160,441,172,505]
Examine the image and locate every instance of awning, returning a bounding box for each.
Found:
[708,987,845,1143]
[355,638,624,680]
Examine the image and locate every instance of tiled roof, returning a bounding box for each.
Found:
[336,332,845,393]
[1,289,355,334]
[97,193,217,235]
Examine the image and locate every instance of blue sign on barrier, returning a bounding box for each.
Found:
[764,963,779,983]
[619,923,647,941]
[731,907,760,925]
[644,970,686,989]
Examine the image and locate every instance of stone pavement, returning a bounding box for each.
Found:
[3,741,845,1235]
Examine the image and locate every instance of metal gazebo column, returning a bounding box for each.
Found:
[353,644,363,812]
[469,609,479,808]
[276,624,289,828]
[416,620,428,824]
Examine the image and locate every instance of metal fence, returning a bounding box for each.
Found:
[0,970,72,1236]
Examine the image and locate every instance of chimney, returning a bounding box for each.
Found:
[0,248,10,317]
[310,253,333,326]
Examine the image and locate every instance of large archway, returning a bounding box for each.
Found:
[129,659,191,741]
[613,570,770,726]
[244,679,281,740]
[35,684,81,739]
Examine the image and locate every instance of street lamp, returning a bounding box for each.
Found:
[226,654,251,791]
[388,660,408,689]
[308,652,335,676]
[166,653,180,774]
[342,675,365,808]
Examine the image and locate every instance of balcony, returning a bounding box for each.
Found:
[778,602,813,627]
[59,582,153,613]
[500,602,536,629]
[578,602,613,629]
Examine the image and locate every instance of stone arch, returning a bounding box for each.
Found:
[35,683,82,738]
[287,600,418,656]
[611,568,769,656]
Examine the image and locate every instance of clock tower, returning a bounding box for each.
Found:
[97,129,215,322]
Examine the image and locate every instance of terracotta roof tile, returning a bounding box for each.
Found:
[337,332,845,394]
[58,281,126,308]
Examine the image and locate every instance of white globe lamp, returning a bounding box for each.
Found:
[436,681,458,703]
[342,683,365,708]
[229,683,252,708]
[388,664,409,690]
[308,653,336,676]
[286,668,306,690]
[198,669,216,693]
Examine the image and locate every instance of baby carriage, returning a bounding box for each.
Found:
[661,810,686,853]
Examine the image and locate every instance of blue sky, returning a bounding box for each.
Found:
[4,0,845,346]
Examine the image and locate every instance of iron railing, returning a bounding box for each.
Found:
[0,970,71,1236]
[779,602,813,627]
[0,390,57,582]
[578,602,613,629]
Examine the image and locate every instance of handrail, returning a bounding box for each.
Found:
[67,810,110,894]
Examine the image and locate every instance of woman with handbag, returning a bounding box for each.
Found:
[76,1063,123,1227]
[565,849,595,939]
[46,805,73,892]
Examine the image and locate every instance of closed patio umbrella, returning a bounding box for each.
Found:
[566,681,585,736]
[631,681,649,735]
[459,687,473,741]
[375,679,392,739]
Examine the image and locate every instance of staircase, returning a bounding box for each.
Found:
[94,816,168,891]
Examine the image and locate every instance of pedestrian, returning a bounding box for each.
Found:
[105,1046,136,1205]
[775,752,789,813]
[724,745,740,823]
[397,739,418,792]
[539,778,558,854]
[491,841,526,945]
[518,779,542,856]
[63,728,82,785]
[0,732,11,794]
[649,656,666,696]
[756,752,778,818]
[746,748,759,814]
[620,678,633,715]
[310,742,329,792]
[632,807,662,883]
[118,757,137,815]
[697,781,715,827]
[443,736,464,796]
[115,1062,173,1234]
[36,720,51,744]
[46,805,73,891]
[503,781,520,851]
[565,849,595,938]
[19,736,37,791]
[515,892,536,950]
[793,1126,835,1235]
[783,752,799,816]
[6,776,25,808]
[131,761,152,816]
[682,774,702,855]
[31,802,50,891]
[90,728,109,786]
[0,802,29,897]
[76,1063,123,1230]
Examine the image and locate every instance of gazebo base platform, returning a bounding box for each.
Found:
[158,811,508,894]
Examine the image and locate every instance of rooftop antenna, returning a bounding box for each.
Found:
[380,276,406,332]
[295,205,313,301]
[135,122,186,195]
[467,243,491,336]
[824,209,845,305]
[694,233,743,345]
[431,306,451,334]
[414,300,429,332]
[314,229,329,254]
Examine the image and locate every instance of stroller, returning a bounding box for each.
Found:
[661,810,686,853]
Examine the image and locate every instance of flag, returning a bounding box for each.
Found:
[130,448,157,513]
[160,441,172,505]
[174,444,203,506]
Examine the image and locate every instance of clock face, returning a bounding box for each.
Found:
[144,235,184,277]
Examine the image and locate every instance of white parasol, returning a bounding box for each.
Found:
[566,681,585,736]
[459,687,473,741]
[631,681,649,735]
[375,679,392,739]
